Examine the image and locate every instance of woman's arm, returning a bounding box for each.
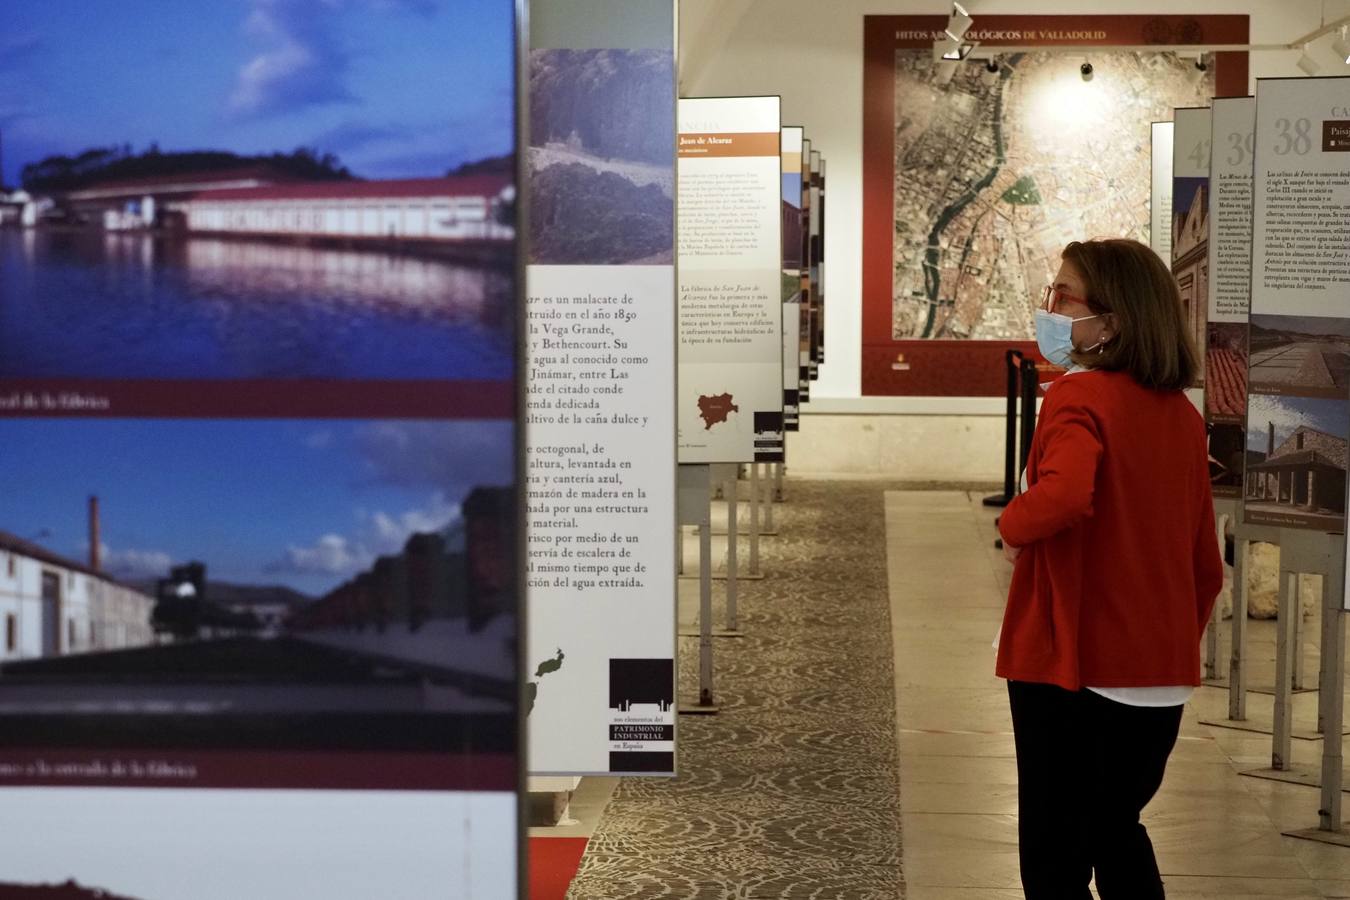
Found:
[998,381,1103,548]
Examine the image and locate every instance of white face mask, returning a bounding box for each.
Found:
[1034,309,1101,367]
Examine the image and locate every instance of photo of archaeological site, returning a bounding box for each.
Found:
[1206,321,1248,421]
[1248,314,1350,398]
[1243,393,1349,531]
[528,49,675,265]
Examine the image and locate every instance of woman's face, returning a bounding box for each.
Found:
[1049,259,1113,352]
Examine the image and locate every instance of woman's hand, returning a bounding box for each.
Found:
[1003,542,1022,565]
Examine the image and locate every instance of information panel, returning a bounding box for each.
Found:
[808,149,823,382]
[1172,107,1212,412]
[677,95,784,464]
[1244,76,1350,533]
[0,3,522,896]
[1151,122,1175,267]
[526,0,677,775]
[1207,97,1257,500]
[799,138,813,404]
[781,126,805,432]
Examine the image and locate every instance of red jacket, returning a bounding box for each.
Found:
[996,368,1223,690]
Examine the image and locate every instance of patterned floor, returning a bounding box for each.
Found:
[567,480,905,899]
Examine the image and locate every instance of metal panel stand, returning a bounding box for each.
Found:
[1202,523,1321,735]
[1281,533,1347,844]
[763,463,777,533]
[773,462,785,502]
[677,464,718,714]
[1240,531,1343,786]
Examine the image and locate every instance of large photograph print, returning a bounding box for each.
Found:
[861,15,1249,395]
[1,0,518,417]
[0,419,515,788]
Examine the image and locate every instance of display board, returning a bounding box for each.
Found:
[819,157,828,367]
[0,2,522,896]
[861,14,1248,395]
[677,96,784,464]
[781,126,805,432]
[1172,107,1212,413]
[1151,122,1176,263]
[799,138,813,404]
[1206,97,1256,500]
[526,0,678,775]
[1244,76,1350,533]
[808,150,823,380]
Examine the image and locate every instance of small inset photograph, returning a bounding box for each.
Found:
[1249,314,1350,397]
[1207,421,1246,496]
[1244,393,1349,530]
[0,418,516,785]
[1206,322,1248,420]
[1171,176,1209,382]
[528,49,675,265]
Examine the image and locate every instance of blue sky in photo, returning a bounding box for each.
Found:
[0,0,516,186]
[1245,394,1349,455]
[782,172,801,209]
[0,419,513,597]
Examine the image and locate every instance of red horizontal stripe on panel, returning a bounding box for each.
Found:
[0,380,515,419]
[0,749,516,791]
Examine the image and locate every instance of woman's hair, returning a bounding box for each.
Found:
[1062,238,1200,391]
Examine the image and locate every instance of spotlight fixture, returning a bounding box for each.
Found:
[981,58,1000,85]
[1333,26,1350,65]
[1297,44,1321,76]
[1080,61,1094,82]
[946,3,972,42]
[1185,53,1210,85]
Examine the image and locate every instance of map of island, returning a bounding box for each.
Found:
[890,51,1213,341]
[697,393,739,430]
[526,648,566,716]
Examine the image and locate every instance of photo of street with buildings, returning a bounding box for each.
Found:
[1172,175,1209,381]
[890,50,1213,341]
[0,418,516,772]
[0,0,517,383]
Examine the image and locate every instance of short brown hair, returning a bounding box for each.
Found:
[1062,238,1199,391]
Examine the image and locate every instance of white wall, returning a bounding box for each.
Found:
[680,0,1350,477]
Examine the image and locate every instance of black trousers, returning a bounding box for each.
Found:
[1007,680,1183,900]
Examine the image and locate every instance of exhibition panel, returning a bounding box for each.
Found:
[1151,121,1176,263]
[1172,105,1212,413]
[525,0,678,776]
[808,149,823,382]
[860,14,1247,396]
[781,126,805,433]
[0,2,523,896]
[1244,76,1350,535]
[677,96,785,465]
[1207,97,1257,501]
[799,139,814,405]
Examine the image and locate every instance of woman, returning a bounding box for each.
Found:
[998,238,1223,899]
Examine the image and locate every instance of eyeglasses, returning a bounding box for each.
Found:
[1040,284,1090,314]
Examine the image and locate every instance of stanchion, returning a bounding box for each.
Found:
[748,464,762,576]
[724,470,740,632]
[1018,358,1037,477]
[677,464,719,714]
[1238,531,1345,787]
[1279,536,1347,845]
[983,349,1023,508]
[774,461,785,502]
[763,463,777,533]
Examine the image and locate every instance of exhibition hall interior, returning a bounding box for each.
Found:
[6,0,1350,897]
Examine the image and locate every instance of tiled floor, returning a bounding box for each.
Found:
[888,489,1350,899]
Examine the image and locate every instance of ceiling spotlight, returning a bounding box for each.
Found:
[1186,53,1210,84]
[946,3,973,42]
[1297,44,1321,76]
[981,58,1000,84]
[1080,61,1094,82]
[1333,27,1350,65]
